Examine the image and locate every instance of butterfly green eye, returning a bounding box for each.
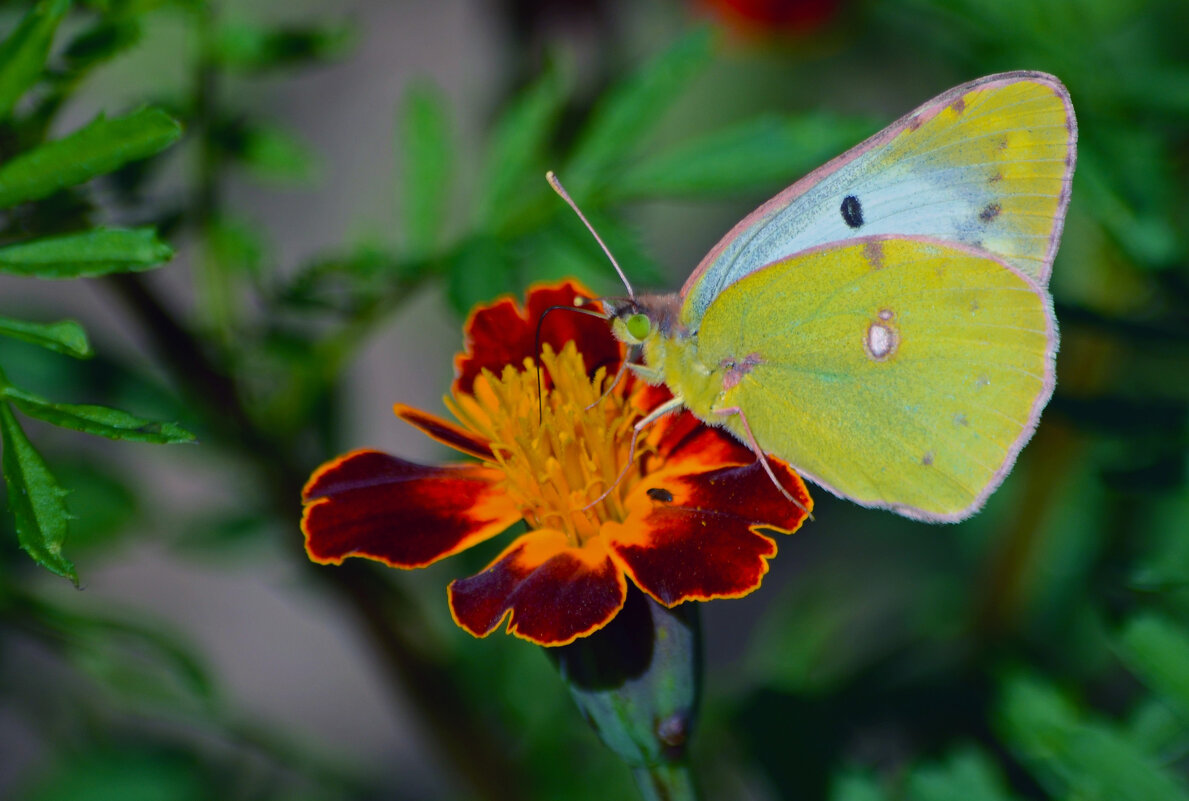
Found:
[626,313,651,341]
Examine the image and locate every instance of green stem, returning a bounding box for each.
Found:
[632,763,698,801]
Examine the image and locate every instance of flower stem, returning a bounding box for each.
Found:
[632,763,698,801]
[550,587,702,800]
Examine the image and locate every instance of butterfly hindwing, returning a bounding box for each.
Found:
[687,236,1056,521]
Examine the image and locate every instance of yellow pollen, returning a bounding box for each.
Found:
[446,343,643,547]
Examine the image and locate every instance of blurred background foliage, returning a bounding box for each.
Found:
[0,0,1187,799]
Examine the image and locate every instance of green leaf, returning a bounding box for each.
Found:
[905,749,1020,801]
[998,674,1189,801]
[0,228,173,278]
[63,18,143,73]
[233,123,318,182]
[399,83,453,258]
[1119,614,1189,722]
[212,22,352,73]
[828,772,887,801]
[2,386,194,443]
[0,108,182,210]
[0,315,90,357]
[0,0,70,120]
[0,402,76,584]
[609,113,879,200]
[565,29,715,196]
[446,236,516,315]
[476,64,567,232]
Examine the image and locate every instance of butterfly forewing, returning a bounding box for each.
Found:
[690,237,1056,522]
[681,72,1076,329]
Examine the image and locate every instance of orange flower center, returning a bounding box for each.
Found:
[446,343,643,547]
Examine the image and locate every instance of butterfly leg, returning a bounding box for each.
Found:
[585,346,634,411]
[626,360,665,385]
[714,405,812,518]
[582,396,685,511]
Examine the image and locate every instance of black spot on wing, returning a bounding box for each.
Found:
[841,195,864,228]
[979,202,1001,223]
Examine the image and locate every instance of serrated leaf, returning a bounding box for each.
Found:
[399,83,453,258]
[0,227,172,278]
[0,108,182,210]
[2,386,195,443]
[609,113,879,200]
[0,0,70,119]
[1119,615,1189,722]
[0,315,90,357]
[998,674,1189,801]
[476,64,567,232]
[565,29,715,196]
[0,402,76,584]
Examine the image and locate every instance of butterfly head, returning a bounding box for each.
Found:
[608,293,683,347]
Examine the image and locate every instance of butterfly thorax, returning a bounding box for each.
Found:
[610,293,724,420]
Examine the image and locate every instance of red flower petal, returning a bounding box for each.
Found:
[606,461,812,606]
[393,404,493,460]
[302,450,520,568]
[448,531,627,646]
[453,280,622,394]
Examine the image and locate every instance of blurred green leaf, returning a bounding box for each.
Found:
[0,0,69,120]
[223,121,318,182]
[1126,699,1189,757]
[0,228,172,278]
[57,460,138,550]
[447,235,516,315]
[16,746,212,801]
[0,401,75,583]
[476,64,567,232]
[0,108,182,209]
[610,113,879,200]
[828,772,887,801]
[212,22,352,73]
[63,18,142,73]
[527,208,661,296]
[905,749,1019,801]
[1119,615,1189,723]
[399,83,453,258]
[2,385,195,443]
[998,674,1189,801]
[207,216,264,279]
[0,315,90,357]
[566,28,715,196]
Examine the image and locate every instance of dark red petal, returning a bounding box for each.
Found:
[448,531,627,646]
[393,404,493,460]
[606,461,812,606]
[649,407,755,470]
[302,450,519,568]
[453,280,622,394]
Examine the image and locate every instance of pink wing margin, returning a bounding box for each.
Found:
[680,70,1078,300]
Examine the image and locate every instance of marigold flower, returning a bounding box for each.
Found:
[301,281,812,646]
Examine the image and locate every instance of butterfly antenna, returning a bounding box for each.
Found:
[546,171,635,299]
[534,303,612,423]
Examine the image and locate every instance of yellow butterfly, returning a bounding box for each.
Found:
[559,71,1076,522]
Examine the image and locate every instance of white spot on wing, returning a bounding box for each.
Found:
[865,320,898,361]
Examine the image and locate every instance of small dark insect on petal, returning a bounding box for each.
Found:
[647,487,674,503]
[841,195,864,228]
